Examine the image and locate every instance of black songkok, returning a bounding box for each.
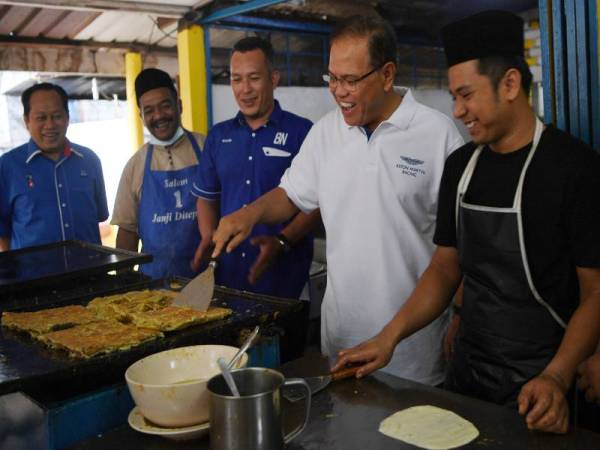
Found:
[441,10,524,68]
[134,68,176,104]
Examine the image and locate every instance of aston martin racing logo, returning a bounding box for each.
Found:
[396,156,426,178]
[399,156,424,166]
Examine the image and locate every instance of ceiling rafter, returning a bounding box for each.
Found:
[41,9,70,36]
[67,11,102,39]
[12,6,39,35]
[0,0,191,18]
[0,34,177,54]
[0,5,9,22]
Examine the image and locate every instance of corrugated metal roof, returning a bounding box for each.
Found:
[0,0,201,48]
[0,5,38,35]
[74,10,177,46]
[0,1,540,97]
[0,0,539,50]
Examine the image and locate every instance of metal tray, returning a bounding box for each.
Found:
[0,279,305,398]
[0,240,151,294]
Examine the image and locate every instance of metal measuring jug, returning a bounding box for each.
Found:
[207,367,311,450]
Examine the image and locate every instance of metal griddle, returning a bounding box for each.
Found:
[0,280,304,398]
[0,240,152,296]
[0,240,306,401]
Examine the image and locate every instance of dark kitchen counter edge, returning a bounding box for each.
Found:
[67,352,600,450]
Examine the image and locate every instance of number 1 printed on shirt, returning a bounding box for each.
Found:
[174,190,183,209]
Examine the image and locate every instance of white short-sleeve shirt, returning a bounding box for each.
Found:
[280,88,464,385]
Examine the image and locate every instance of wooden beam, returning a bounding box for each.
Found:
[0,39,178,74]
[41,9,70,36]
[0,5,9,23]
[12,6,39,35]
[67,10,102,39]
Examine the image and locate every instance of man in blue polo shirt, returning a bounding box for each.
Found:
[191,36,319,299]
[0,83,109,251]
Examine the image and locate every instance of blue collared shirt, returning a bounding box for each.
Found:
[0,139,109,249]
[192,100,313,298]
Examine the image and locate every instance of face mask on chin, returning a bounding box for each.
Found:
[148,126,185,147]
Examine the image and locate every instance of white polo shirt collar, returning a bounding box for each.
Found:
[386,87,418,131]
[342,87,418,134]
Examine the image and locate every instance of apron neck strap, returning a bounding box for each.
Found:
[455,117,545,225]
[184,130,202,157]
[144,143,154,173]
[513,117,544,209]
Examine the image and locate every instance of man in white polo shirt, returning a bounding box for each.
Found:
[210,15,463,385]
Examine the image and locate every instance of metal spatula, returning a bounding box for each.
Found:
[173,258,217,311]
[283,365,360,402]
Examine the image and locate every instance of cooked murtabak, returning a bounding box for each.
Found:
[38,320,163,358]
[1,289,232,358]
[87,289,175,309]
[197,306,233,323]
[128,306,232,331]
[87,289,175,321]
[1,305,98,335]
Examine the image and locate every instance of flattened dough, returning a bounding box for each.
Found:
[379,405,479,450]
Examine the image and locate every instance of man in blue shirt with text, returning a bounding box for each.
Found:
[191,37,319,300]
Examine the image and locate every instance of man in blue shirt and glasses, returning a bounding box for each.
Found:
[0,83,109,251]
[191,36,319,300]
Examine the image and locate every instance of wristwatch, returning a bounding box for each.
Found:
[276,233,292,254]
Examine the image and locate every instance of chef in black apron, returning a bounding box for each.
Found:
[445,117,567,406]
[332,10,600,435]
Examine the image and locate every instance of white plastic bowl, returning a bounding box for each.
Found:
[125,345,248,427]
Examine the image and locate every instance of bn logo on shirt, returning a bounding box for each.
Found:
[273,132,288,146]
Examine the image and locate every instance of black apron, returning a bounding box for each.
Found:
[445,119,567,406]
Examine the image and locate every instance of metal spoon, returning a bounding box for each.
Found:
[227,325,260,370]
[217,356,240,397]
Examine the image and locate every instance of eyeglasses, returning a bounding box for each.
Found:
[322,65,383,91]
